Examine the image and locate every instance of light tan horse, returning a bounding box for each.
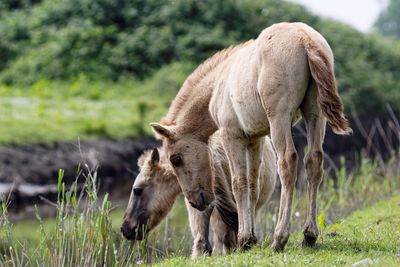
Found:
[150,22,352,251]
[121,133,276,257]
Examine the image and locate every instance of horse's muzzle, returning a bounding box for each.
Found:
[121,221,145,240]
[121,221,135,240]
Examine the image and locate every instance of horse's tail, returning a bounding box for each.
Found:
[302,30,352,135]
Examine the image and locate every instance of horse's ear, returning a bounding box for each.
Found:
[138,150,152,168]
[151,148,160,164]
[150,123,174,140]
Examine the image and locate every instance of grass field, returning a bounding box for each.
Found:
[0,83,172,144]
[2,191,399,266]
[0,157,399,266]
[0,63,191,145]
[159,194,400,267]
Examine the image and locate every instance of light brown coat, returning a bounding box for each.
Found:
[121,133,277,257]
[150,22,351,250]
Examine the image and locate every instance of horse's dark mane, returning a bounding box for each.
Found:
[214,184,238,233]
[210,140,239,233]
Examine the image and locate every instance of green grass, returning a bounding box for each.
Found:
[0,62,191,144]
[0,155,398,266]
[3,195,400,266]
[4,199,192,257]
[158,194,400,267]
[0,95,168,144]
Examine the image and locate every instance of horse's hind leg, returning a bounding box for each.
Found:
[268,114,298,251]
[300,81,326,246]
[185,199,213,258]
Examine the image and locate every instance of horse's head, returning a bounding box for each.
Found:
[121,148,180,241]
[150,123,215,211]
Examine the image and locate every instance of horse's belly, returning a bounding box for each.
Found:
[233,101,302,138]
[236,107,301,136]
[236,102,270,136]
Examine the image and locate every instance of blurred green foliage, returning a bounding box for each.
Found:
[0,0,315,82]
[375,0,400,37]
[0,0,42,13]
[0,0,399,114]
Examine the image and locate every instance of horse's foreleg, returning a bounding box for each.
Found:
[301,81,326,247]
[210,209,225,255]
[185,198,213,258]
[269,115,298,252]
[221,131,256,250]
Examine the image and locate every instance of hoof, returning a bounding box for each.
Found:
[238,235,257,251]
[270,241,285,252]
[302,232,318,247]
[192,239,212,258]
[270,234,289,252]
[302,226,318,247]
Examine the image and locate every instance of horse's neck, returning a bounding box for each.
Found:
[210,137,234,197]
[173,78,218,140]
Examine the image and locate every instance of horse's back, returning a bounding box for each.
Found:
[258,22,330,54]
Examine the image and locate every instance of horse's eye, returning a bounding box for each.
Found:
[170,154,183,167]
[133,187,144,196]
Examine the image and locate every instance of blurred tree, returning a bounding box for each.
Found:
[374,0,400,37]
[0,0,399,113]
[0,0,42,13]
[0,0,316,81]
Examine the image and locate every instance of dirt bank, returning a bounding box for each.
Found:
[0,111,398,213]
[0,137,159,212]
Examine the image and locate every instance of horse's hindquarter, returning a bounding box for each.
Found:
[210,23,310,138]
[257,24,310,119]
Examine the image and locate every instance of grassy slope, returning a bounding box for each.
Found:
[157,194,400,267]
[0,63,190,145]
[0,79,176,145]
[0,95,166,144]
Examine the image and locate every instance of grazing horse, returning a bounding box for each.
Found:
[121,133,276,257]
[150,22,352,251]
